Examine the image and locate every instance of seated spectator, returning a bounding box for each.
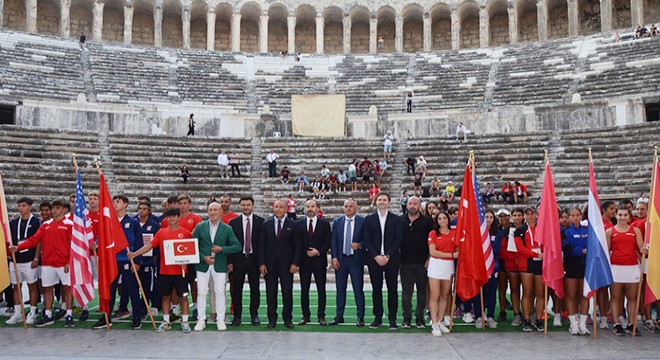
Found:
[456,122,468,142]
[286,194,297,220]
[651,24,658,37]
[513,181,528,203]
[430,177,442,197]
[348,161,358,191]
[373,160,382,188]
[320,165,331,178]
[369,183,381,207]
[328,172,339,193]
[416,156,427,176]
[337,170,347,192]
[280,166,291,184]
[636,24,649,38]
[180,165,190,183]
[319,177,328,199]
[378,159,388,176]
[413,167,424,197]
[445,181,456,202]
[311,177,322,199]
[297,171,309,193]
[317,205,324,219]
[483,182,496,204]
[500,182,514,204]
[405,156,416,175]
[425,201,438,218]
[439,191,450,212]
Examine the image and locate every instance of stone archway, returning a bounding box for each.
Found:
[295,4,316,53]
[612,0,631,29]
[133,0,154,46]
[578,0,600,34]
[3,0,27,31]
[350,5,369,54]
[323,6,342,54]
[214,2,231,51]
[547,0,569,39]
[377,6,395,53]
[267,3,287,53]
[643,0,660,24]
[162,0,181,47]
[189,0,207,49]
[70,0,93,38]
[37,0,60,35]
[517,0,538,42]
[430,3,451,50]
[102,0,124,42]
[459,0,480,48]
[240,2,260,52]
[402,3,423,52]
[487,0,509,46]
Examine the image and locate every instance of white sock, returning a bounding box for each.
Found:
[569,314,578,324]
[83,306,88,310]
[29,306,36,315]
[45,310,52,317]
[579,314,587,326]
[163,314,170,323]
[182,315,189,322]
[444,315,450,324]
[66,309,72,316]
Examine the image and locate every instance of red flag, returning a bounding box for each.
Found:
[173,239,196,256]
[455,162,488,301]
[96,172,129,315]
[537,162,564,299]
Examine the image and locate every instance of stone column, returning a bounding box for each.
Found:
[508,4,518,43]
[423,12,431,52]
[231,13,241,52]
[207,9,215,50]
[60,0,70,37]
[259,13,268,53]
[479,6,489,47]
[154,5,163,47]
[92,1,104,41]
[536,0,548,41]
[451,8,460,50]
[369,16,377,54]
[182,6,190,49]
[567,0,578,36]
[315,14,324,54]
[124,4,133,44]
[343,15,351,54]
[26,0,37,33]
[0,0,4,28]
[287,14,295,54]
[630,0,643,27]
[600,0,612,32]
[395,14,403,52]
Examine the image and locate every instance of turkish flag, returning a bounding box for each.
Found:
[173,239,197,256]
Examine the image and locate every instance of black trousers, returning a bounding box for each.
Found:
[230,164,241,177]
[230,254,261,320]
[265,261,293,323]
[400,263,428,322]
[367,257,400,322]
[268,162,277,177]
[299,259,327,319]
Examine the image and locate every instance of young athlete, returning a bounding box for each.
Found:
[561,207,590,335]
[514,207,544,332]
[500,207,525,326]
[427,212,457,336]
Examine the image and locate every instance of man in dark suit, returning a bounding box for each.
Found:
[229,196,264,326]
[330,198,366,327]
[259,199,301,329]
[294,199,331,326]
[363,192,403,330]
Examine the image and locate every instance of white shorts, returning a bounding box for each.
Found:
[41,266,70,287]
[9,262,39,285]
[612,264,640,284]
[427,257,454,280]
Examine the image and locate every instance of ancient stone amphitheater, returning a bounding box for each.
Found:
[0,0,659,217]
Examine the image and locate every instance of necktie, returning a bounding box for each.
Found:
[344,218,353,255]
[245,217,252,254]
[277,219,282,238]
[308,219,314,239]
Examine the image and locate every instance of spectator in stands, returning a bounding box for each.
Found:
[337,170,347,192]
[280,166,291,184]
[373,160,382,189]
[513,181,528,203]
[286,194,297,220]
[406,91,413,113]
[430,177,441,197]
[456,123,468,142]
[439,192,450,212]
[229,149,241,177]
[187,114,195,136]
[405,157,416,175]
[416,156,427,176]
[425,201,438,218]
[651,24,658,37]
[413,168,424,197]
[360,158,373,192]
[180,165,190,183]
[207,196,217,206]
[383,131,395,159]
[217,150,229,178]
[378,36,384,50]
[500,182,514,204]
[320,165,331,178]
[79,32,86,50]
[400,190,409,215]
[445,181,456,202]
[483,182,495,204]
[266,150,279,178]
[328,172,339,193]
[294,53,302,62]
[635,24,649,38]
[378,159,388,177]
[348,160,358,191]
[369,184,381,207]
[297,171,309,193]
[320,177,329,199]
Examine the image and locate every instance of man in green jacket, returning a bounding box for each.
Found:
[192,202,241,331]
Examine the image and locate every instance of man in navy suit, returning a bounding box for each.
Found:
[259,199,301,329]
[363,192,403,330]
[330,199,366,327]
[229,196,264,326]
[295,199,331,326]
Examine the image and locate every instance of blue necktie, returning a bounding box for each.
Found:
[344,218,353,255]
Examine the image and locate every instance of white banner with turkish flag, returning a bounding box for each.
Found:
[163,238,200,265]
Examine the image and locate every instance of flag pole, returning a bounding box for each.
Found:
[92,159,111,331]
[76,156,100,279]
[543,150,549,336]
[588,147,598,339]
[450,274,456,332]
[632,146,657,337]
[470,151,486,331]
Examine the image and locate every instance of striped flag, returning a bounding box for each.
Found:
[645,159,660,305]
[583,161,614,298]
[472,166,494,278]
[70,169,95,306]
[0,174,12,292]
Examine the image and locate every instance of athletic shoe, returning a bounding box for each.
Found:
[626,323,641,336]
[475,317,483,329]
[534,320,544,332]
[598,316,609,329]
[3,307,14,317]
[194,320,206,332]
[112,310,130,320]
[54,309,66,321]
[569,322,579,335]
[181,322,191,333]
[439,322,451,334]
[80,309,89,322]
[585,315,593,325]
[369,319,382,329]
[431,323,442,337]
[425,310,431,323]
[462,312,475,323]
[511,314,522,327]
[611,323,625,336]
[498,311,507,322]
[26,312,36,325]
[578,322,591,335]
[416,318,426,329]
[530,314,537,323]
[644,320,655,333]
[35,315,54,327]
[486,317,498,329]
[156,322,172,333]
[401,320,411,329]
[5,312,22,325]
[553,315,562,327]
[170,312,181,322]
[130,318,142,330]
[208,313,217,323]
[150,307,159,317]
[522,320,533,332]
[619,316,628,327]
[443,315,451,327]
[65,315,74,328]
[453,308,462,318]
[217,322,227,331]
[92,317,112,330]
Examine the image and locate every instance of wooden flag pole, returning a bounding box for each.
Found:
[92,158,112,332]
[543,150,549,336]
[631,146,657,337]
[10,252,28,329]
[479,288,486,330]
[449,274,456,332]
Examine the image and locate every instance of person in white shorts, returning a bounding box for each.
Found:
[427,212,458,336]
[6,197,42,325]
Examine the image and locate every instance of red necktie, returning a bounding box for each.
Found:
[308,219,314,239]
[277,219,282,238]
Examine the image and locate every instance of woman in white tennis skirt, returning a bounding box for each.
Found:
[427,212,458,336]
[606,203,646,336]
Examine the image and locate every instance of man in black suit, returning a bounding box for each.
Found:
[363,192,403,330]
[295,199,331,326]
[229,196,264,326]
[259,199,301,329]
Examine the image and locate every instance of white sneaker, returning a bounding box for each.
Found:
[5,312,21,325]
[578,322,591,335]
[26,312,36,325]
[475,317,483,329]
[462,312,475,323]
[598,316,609,329]
[431,323,442,337]
[619,316,628,327]
[439,321,451,334]
[553,316,562,327]
[194,320,206,332]
[150,307,159,317]
[511,314,522,326]
[486,317,498,329]
[217,321,227,331]
[443,315,451,327]
[569,322,579,335]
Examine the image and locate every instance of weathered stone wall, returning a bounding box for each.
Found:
[70,3,92,39]
[548,2,569,39]
[37,0,59,35]
[612,0,631,30]
[351,21,369,54]
[3,0,26,31]
[102,6,123,42]
[240,18,258,52]
[490,12,509,46]
[214,18,230,51]
[323,20,342,54]
[431,17,451,50]
[268,18,287,53]
[190,17,206,49]
[295,20,315,53]
[579,0,601,35]
[162,13,182,48]
[518,7,538,42]
[644,0,660,24]
[133,11,154,45]
[460,15,479,48]
[378,20,395,53]
[403,19,423,52]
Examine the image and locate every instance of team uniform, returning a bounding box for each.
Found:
[109,215,143,324]
[135,216,161,312]
[562,223,588,279]
[17,218,73,287]
[427,230,455,280]
[513,225,541,275]
[610,227,641,283]
[151,227,193,296]
[8,215,41,286]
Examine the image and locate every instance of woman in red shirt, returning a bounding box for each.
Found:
[607,204,645,336]
[500,207,525,326]
[514,207,544,332]
[427,212,457,336]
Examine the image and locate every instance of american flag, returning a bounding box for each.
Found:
[473,168,494,278]
[70,170,95,306]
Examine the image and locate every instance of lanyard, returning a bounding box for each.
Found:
[17,215,33,241]
[527,227,536,247]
